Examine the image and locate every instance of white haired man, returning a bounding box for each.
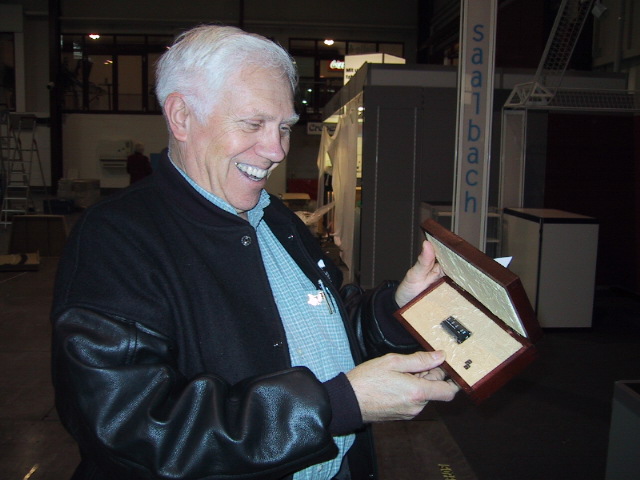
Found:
[52,24,458,480]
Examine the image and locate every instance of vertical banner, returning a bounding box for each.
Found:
[452,0,497,251]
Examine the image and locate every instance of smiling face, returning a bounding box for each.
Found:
[180,66,298,215]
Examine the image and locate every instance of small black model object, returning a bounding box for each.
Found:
[441,316,472,344]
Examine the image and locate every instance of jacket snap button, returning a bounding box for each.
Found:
[241,235,252,246]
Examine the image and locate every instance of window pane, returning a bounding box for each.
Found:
[117,36,145,46]
[147,35,173,54]
[348,42,376,55]
[147,35,173,46]
[319,59,343,78]
[85,34,114,54]
[318,40,345,57]
[297,79,315,112]
[87,55,113,110]
[60,34,83,54]
[116,36,146,54]
[317,78,342,112]
[148,52,162,112]
[294,56,314,77]
[289,39,316,55]
[61,52,83,110]
[0,33,16,110]
[379,43,404,57]
[118,55,142,111]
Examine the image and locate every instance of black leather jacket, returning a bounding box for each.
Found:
[51,159,415,479]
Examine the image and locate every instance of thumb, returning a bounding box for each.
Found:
[395,241,442,307]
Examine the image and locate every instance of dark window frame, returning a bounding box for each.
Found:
[60,33,171,114]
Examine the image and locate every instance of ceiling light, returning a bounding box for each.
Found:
[89,34,100,40]
[324,39,334,46]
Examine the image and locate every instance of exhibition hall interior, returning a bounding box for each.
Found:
[1,0,640,479]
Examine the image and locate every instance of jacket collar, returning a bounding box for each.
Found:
[154,154,295,231]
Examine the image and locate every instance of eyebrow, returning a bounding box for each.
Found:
[244,111,299,125]
[284,114,300,125]
[283,113,300,125]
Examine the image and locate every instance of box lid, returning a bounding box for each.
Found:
[422,219,541,341]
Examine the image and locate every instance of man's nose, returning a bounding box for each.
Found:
[255,128,288,163]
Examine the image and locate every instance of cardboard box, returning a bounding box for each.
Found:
[43,198,76,215]
[9,215,68,257]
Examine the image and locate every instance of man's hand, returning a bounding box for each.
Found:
[395,240,443,308]
[346,351,459,423]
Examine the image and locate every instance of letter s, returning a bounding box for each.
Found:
[473,24,484,42]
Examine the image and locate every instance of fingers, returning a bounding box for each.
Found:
[395,241,443,308]
[414,366,447,381]
[346,351,459,423]
[404,241,437,282]
[418,377,460,402]
[389,350,446,374]
[399,352,459,401]
[414,240,438,274]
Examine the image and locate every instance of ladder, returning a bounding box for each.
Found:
[0,111,46,227]
[0,107,14,223]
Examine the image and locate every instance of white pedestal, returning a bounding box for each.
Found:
[502,208,598,328]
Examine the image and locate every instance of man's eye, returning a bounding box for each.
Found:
[244,121,261,130]
[280,124,294,135]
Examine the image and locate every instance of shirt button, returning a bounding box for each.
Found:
[241,235,252,246]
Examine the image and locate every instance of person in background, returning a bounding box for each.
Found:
[126,142,152,183]
[51,24,459,480]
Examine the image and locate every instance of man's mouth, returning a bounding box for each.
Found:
[235,162,269,182]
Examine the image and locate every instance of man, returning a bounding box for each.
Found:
[126,142,153,184]
[51,25,458,480]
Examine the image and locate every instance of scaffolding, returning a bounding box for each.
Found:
[499,0,640,210]
[505,0,597,109]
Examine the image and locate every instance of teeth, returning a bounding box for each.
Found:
[236,162,268,181]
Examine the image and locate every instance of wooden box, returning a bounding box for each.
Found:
[395,219,542,403]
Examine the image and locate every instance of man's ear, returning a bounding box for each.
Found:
[164,93,190,142]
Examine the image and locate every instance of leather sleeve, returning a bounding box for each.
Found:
[52,307,339,479]
[340,281,420,360]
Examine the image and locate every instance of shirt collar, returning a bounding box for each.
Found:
[169,157,270,228]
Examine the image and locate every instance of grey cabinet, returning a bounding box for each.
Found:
[322,64,458,288]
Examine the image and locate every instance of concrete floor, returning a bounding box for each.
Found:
[2,211,640,480]
[0,254,80,479]
[0,221,477,480]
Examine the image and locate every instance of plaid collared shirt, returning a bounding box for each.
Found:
[176,165,355,479]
